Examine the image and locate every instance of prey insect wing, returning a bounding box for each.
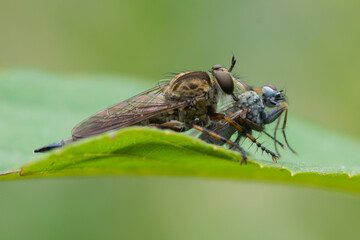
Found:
[198,107,246,145]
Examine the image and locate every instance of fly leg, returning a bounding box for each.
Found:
[192,124,247,164]
[274,115,282,156]
[239,116,285,157]
[264,104,297,155]
[278,106,297,154]
[244,133,279,163]
[230,134,242,148]
[211,113,279,163]
[239,117,286,151]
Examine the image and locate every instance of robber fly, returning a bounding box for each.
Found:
[35,57,250,162]
[198,84,297,163]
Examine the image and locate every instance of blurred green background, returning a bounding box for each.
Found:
[1,0,359,137]
[1,0,360,239]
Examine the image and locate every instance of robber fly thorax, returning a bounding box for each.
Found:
[34,57,247,155]
[143,65,239,129]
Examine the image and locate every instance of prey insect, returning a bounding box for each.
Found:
[35,57,250,162]
[198,84,297,162]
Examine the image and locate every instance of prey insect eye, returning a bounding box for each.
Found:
[264,84,277,91]
[212,64,224,71]
[214,71,234,95]
[262,86,276,96]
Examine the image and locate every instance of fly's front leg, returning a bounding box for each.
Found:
[264,104,297,155]
[280,106,297,154]
[274,116,282,156]
[264,105,287,156]
[191,124,247,164]
[263,107,286,125]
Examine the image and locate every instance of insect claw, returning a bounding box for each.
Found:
[240,156,247,165]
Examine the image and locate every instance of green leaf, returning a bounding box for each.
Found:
[1,69,360,192]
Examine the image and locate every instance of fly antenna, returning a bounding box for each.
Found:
[228,55,236,72]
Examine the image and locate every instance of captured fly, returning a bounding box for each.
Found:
[34,57,250,162]
[198,84,297,162]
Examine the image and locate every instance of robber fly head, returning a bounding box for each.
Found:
[262,84,286,107]
[209,56,237,95]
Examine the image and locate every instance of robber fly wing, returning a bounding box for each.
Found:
[72,84,186,139]
[204,104,248,135]
[123,82,169,99]
[198,106,248,144]
[233,79,249,96]
[219,107,247,131]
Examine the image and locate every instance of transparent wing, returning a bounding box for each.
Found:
[233,80,249,96]
[216,106,247,132]
[217,78,249,110]
[72,83,187,139]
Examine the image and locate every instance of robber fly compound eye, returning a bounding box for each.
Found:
[211,64,224,71]
[213,71,234,95]
[264,84,277,91]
